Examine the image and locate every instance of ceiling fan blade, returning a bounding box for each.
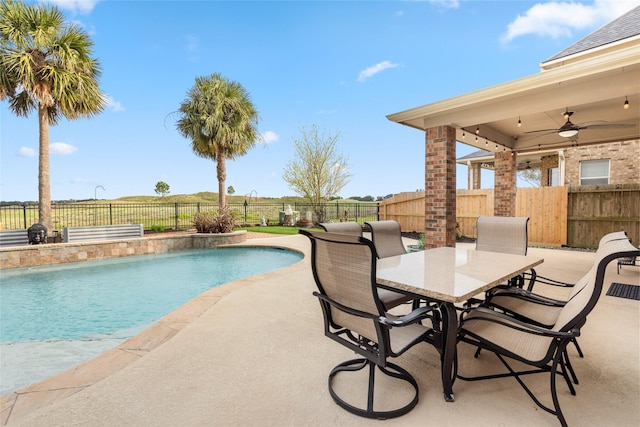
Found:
[523,128,559,134]
[579,123,636,130]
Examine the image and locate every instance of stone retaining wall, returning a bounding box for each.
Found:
[0,231,247,269]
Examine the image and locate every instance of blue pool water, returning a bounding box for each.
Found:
[0,247,302,343]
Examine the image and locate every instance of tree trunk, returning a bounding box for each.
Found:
[38,105,52,231]
[217,147,226,209]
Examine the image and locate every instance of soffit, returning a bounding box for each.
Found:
[387,44,640,154]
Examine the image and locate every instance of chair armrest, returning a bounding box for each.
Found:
[378,305,439,327]
[460,307,579,339]
[523,270,573,291]
[486,286,566,307]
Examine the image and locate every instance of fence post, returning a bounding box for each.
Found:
[109,204,113,225]
[22,204,27,228]
[175,203,179,230]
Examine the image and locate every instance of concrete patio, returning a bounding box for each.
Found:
[1,234,638,426]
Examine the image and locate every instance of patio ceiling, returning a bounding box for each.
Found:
[387,43,640,154]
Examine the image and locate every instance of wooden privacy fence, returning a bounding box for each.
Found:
[567,183,639,248]
[381,185,639,247]
[515,186,568,247]
[380,188,569,246]
[456,189,494,239]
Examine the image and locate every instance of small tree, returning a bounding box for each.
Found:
[518,168,541,187]
[154,181,170,197]
[282,125,351,222]
[227,186,235,195]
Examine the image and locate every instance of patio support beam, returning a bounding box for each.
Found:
[424,125,457,248]
[494,151,516,216]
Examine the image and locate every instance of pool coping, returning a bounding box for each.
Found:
[0,233,302,425]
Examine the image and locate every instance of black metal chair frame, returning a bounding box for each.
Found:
[301,229,439,419]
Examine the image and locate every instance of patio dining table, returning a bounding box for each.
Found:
[376,246,543,402]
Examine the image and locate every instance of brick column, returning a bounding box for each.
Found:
[470,163,481,189]
[494,151,516,217]
[424,126,456,248]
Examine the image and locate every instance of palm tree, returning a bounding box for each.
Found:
[0,0,105,231]
[176,73,260,209]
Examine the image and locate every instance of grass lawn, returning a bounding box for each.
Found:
[235,226,323,235]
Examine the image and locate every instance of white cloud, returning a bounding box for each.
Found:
[51,142,78,155]
[105,95,125,112]
[357,61,400,82]
[260,131,279,144]
[19,147,36,157]
[428,0,460,9]
[42,0,99,14]
[185,34,199,52]
[502,0,640,43]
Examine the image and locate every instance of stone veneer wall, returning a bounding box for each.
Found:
[565,140,640,186]
[0,231,247,269]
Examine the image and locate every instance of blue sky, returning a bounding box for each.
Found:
[2,0,639,202]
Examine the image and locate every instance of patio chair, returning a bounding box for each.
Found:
[365,220,407,258]
[617,252,638,273]
[319,221,363,236]
[475,216,531,288]
[299,229,439,419]
[366,220,419,309]
[457,237,639,427]
[481,231,634,368]
[524,230,631,289]
[615,235,638,274]
[320,221,411,310]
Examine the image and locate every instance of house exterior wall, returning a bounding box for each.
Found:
[541,154,559,186]
[564,140,640,186]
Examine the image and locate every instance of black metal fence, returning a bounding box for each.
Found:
[0,202,379,231]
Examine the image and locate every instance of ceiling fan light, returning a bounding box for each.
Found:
[558,129,578,138]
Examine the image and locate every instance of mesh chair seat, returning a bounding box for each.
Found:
[319,221,363,236]
[460,309,555,363]
[486,293,562,327]
[474,216,531,289]
[365,220,407,258]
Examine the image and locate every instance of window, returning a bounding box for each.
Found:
[580,159,610,185]
[549,167,559,186]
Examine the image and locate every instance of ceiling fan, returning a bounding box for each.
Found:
[525,109,635,139]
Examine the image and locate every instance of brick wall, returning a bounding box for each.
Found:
[565,140,640,186]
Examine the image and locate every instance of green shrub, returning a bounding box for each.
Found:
[193,206,236,233]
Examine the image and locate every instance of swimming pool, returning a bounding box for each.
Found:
[0,246,302,393]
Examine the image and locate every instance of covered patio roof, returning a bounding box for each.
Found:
[386,39,639,154]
